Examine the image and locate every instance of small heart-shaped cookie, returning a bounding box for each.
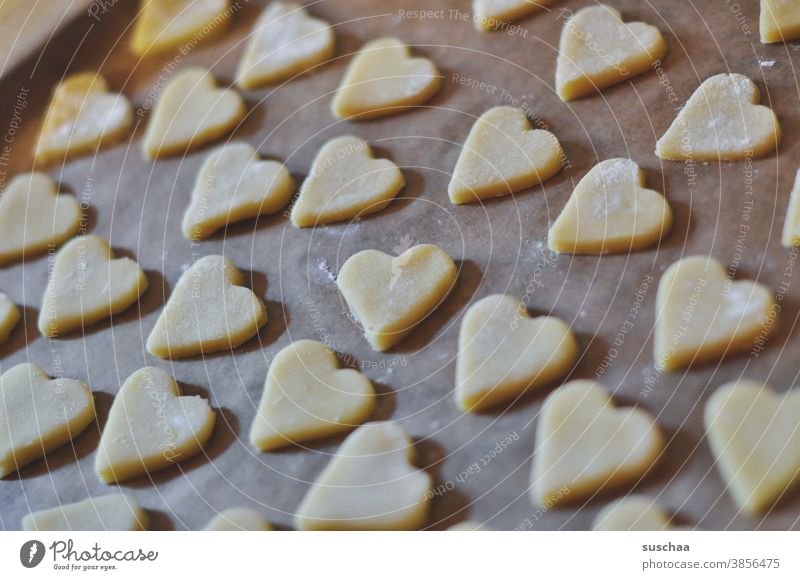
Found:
[23,494,148,531]
[548,158,673,254]
[337,244,458,351]
[250,340,375,451]
[448,521,488,531]
[556,6,667,101]
[203,508,273,531]
[236,2,334,89]
[38,236,148,337]
[142,67,245,159]
[593,496,672,531]
[183,142,294,240]
[131,0,231,56]
[295,421,432,530]
[1,363,95,478]
[449,106,564,204]
[331,37,441,120]
[654,256,774,371]
[656,74,781,161]
[291,136,404,227]
[95,366,216,483]
[782,168,800,247]
[456,294,578,412]
[761,0,800,43]
[0,292,20,343]
[473,0,555,31]
[531,380,663,505]
[0,173,81,264]
[147,255,267,358]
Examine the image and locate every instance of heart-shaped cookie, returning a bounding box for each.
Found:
[548,158,673,254]
[0,292,20,343]
[0,363,95,478]
[782,168,800,247]
[449,106,564,204]
[556,6,667,101]
[183,142,294,240]
[337,244,458,352]
[142,67,245,159]
[131,0,230,56]
[654,256,774,371]
[331,37,441,120]
[531,380,663,505]
[146,255,267,358]
[203,508,273,531]
[291,136,404,227]
[593,496,672,531]
[38,236,148,338]
[35,73,132,165]
[761,0,800,43]
[236,2,334,89]
[0,173,81,264]
[295,421,432,530]
[456,294,578,412]
[95,366,215,483]
[656,74,781,161]
[448,521,488,531]
[250,340,375,451]
[23,494,148,531]
[473,0,555,31]
[705,380,800,514]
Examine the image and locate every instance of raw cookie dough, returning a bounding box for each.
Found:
[705,380,800,515]
[294,421,432,530]
[548,158,673,254]
[473,0,555,31]
[236,2,334,89]
[95,366,216,483]
[592,496,672,531]
[761,0,800,44]
[35,73,132,165]
[655,74,781,161]
[448,521,488,530]
[448,106,564,204]
[142,67,245,159]
[337,244,458,352]
[250,339,375,451]
[455,294,578,412]
[331,37,441,120]
[0,292,20,343]
[781,168,800,247]
[146,255,267,358]
[0,363,95,478]
[23,494,148,531]
[203,508,273,531]
[291,135,404,227]
[531,380,663,505]
[38,236,148,338]
[183,142,294,240]
[654,256,774,372]
[556,6,667,101]
[131,0,230,56]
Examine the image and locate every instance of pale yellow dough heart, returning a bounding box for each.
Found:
[23,494,148,531]
[183,142,294,240]
[449,106,564,204]
[0,363,95,478]
[236,2,334,89]
[592,496,672,531]
[131,0,230,56]
[35,73,132,165]
[95,366,215,483]
[556,6,667,101]
[250,339,375,451]
[473,0,556,31]
[531,380,663,505]
[291,135,404,227]
[142,67,245,159]
[781,168,800,247]
[654,256,774,372]
[331,37,441,120]
[0,292,20,343]
[203,508,273,531]
[337,244,458,352]
[761,0,800,43]
[655,74,781,161]
[448,521,488,530]
[147,255,267,358]
[38,236,148,338]
[455,294,578,412]
[295,421,432,530]
[548,158,673,254]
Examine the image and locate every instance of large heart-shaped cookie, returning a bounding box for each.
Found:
[456,294,578,412]
[250,339,375,451]
[0,292,20,343]
[337,244,458,351]
[131,0,230,56]
[0,363,95,478]
[183,142,294,240]
[781,168,800,247]
[473,0,556,31]
[38,236,148,337]
[295,421,432,530]
[291,136,404,227]
[331,37,441,120]
[147,255,267,358]
[203,508,273,531]
[656,74,781,161]
[761,0,800,43]
[548,158,673,254]
[531,380,663,505]
[23,494,148,531]
[95,366,215,483]
[449,106,564,204]
[654,256,774,371]
[593,496,673,531]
